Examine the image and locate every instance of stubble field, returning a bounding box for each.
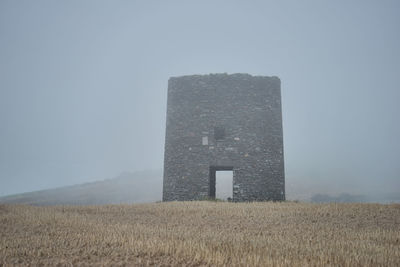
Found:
[0,201,399,266]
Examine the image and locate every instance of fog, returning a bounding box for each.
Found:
[0,1,399,200]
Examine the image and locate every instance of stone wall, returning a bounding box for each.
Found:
[163,73,285,201]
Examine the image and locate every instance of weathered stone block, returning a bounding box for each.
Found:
[163,73,285,201]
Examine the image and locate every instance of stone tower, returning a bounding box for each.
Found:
[163,73,285,201]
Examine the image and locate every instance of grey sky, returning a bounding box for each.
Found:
[0,0,399,197]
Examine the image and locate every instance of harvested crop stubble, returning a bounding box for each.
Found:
[0,201,399,266]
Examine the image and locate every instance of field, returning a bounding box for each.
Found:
[0,202,399,266]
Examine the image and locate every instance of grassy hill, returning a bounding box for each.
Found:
[1,169,398,205]
[1,201,399,266]
[0,170,162,205]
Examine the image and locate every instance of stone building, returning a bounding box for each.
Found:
[163,73,285,201]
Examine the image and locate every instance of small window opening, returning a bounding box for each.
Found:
[214,126,225,140]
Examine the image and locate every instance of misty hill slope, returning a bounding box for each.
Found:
[0,170,162,205]
[1,169,398,205]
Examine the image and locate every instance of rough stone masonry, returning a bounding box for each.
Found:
[163,73,285,201]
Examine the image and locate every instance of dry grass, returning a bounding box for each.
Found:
[0,201,399,266]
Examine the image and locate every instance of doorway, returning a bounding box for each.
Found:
[209,166,233,200]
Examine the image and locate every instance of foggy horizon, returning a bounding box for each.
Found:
[1,1,399,199]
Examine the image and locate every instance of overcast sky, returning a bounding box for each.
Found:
[0,0,399,197]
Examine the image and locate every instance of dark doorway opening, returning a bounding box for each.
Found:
[209,166,233,200]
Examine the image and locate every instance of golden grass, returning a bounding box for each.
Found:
[0,201,399,266]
